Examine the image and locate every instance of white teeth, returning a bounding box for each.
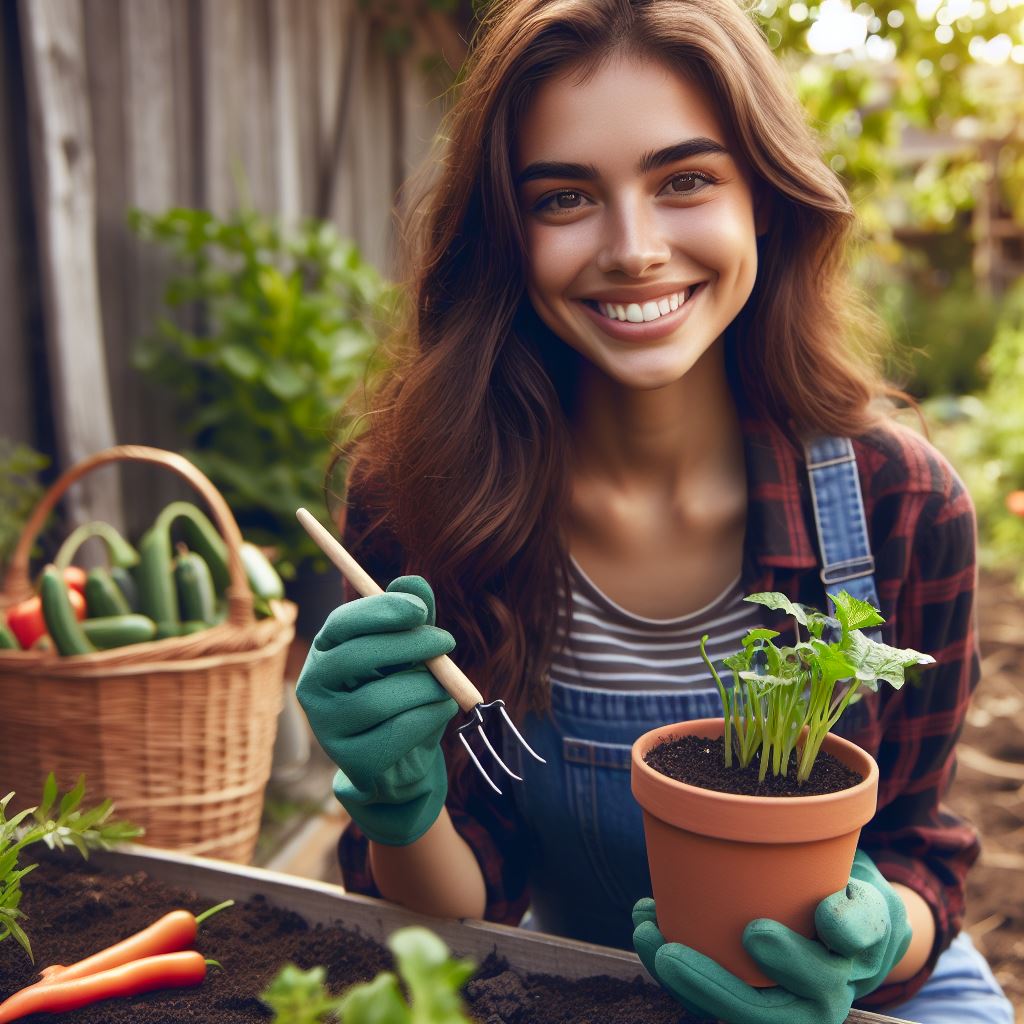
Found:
[595,288,694,323]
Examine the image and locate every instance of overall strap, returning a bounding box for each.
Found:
[803,436,882,641]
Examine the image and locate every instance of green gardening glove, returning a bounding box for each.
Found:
[631,849,912,1024]
[295,575,458,847]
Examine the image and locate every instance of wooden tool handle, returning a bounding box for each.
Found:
[296,508,484,711]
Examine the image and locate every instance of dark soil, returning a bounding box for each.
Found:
[944,570,1024,1020]
[644,734,863,797]
[0,854,693,1023]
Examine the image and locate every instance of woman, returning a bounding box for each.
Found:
[296,2,1013,1021]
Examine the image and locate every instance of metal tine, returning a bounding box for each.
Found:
[458,729,503,796]
[493,701,547,765]
[475,720,523,783]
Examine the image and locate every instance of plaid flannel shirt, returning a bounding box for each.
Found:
[335,414,982,1008]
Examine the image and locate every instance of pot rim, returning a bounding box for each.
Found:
[631,717,879,842]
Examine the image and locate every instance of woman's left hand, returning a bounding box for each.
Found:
[631,850,912,1024]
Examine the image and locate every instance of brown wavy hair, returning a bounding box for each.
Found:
[336,0,911,784]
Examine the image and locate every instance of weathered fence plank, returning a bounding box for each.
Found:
[5,0,451,531]
[19,0,123,528]
[0,4,35,444]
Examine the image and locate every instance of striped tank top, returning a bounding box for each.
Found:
[550,557,762,691]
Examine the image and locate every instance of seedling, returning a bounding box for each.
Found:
[699,590,934,784]
[0,774,142,961]
[260,926,476,1024]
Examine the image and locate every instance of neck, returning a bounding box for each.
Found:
[570,340,745,496]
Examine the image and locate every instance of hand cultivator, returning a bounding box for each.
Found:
[296,509,545,794]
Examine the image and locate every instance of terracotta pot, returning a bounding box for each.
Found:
[631,717,879,987]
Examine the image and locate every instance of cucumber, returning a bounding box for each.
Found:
[110,567,140,612]
[180,620,211,635]
[84,567,131,618]
[0,615,18,649]
[136,525,180,638]
[40,565,96,656]
[53,520,139,570]
[174,550,218,624]
[240,542,284,601]
[154,501,284,606]
[155,502,230,593]
[81,613,157,649]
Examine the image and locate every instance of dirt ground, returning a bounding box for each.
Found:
[946,570,1024,1020]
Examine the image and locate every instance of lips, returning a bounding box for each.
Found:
[585,283,703,324]
[577,282,706,342]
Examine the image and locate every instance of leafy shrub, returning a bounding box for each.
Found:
[0,442,49,575]
[923,281,1024,590]
[132,208,395,577]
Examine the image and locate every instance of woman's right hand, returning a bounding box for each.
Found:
[295,575,458,846]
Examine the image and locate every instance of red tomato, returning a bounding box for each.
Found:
[63,566,88,595]
[1007,491,1024,518]
[69,587,87,621]
[6,597,46,649]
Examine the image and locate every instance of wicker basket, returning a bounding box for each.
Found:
[0,445,297,863]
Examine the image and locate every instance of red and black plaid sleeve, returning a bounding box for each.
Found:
[334,462,532,923]
[849,425,982,1008]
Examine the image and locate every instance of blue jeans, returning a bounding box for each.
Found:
[508,680,1013,1023]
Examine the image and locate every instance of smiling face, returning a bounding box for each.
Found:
[514,53,763,392]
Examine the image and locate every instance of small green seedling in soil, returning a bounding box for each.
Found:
[700,589,935,784]
[0,773,143,961]
[260,926,476,1024]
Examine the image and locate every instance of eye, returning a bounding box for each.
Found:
[663,171,717,195]
[534,189,590,214]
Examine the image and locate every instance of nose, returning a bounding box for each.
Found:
[595,196,671,277]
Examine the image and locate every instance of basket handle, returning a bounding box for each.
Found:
[2,445,255,626]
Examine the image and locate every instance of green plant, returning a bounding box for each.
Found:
[131,207,395,578]
[260,926,475,1024]
[700,590,933,784]
[0,774,142,961]
[0,441,49,575]
[922,280,1024,591]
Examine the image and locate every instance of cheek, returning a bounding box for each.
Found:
[675,203,759,278]
[524,222,593,299]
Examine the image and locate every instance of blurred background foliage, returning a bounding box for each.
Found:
[131,0,1024,583]
[747,0,1024,582]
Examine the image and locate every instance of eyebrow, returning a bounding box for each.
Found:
[515,137,730,186]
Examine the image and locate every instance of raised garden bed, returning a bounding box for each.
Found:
[0,846,912,1023]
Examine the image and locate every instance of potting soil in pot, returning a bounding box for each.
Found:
[0,853,695,1023]
[644,735,863,796]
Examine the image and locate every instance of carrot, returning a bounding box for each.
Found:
[35,900,232,986]
[0,951,209,1022]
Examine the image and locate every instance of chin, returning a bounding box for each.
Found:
[601,352,708,391]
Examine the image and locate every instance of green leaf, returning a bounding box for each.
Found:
[0,910,32,961]
[337,972,410,1023]
[264,362,307,402]
[39,774,57,818]
[743,592,808,626]
[741,628,781,645]
[388,927,475,1023]
[220,344,262,381]
[831,590,885,633]
[846,630,936,690]
[260,963,344,1022]
[58,776,86,818]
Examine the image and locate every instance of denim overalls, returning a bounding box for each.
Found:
[507,435,1013,1024]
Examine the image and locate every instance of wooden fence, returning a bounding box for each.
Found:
[0,0,466,530]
